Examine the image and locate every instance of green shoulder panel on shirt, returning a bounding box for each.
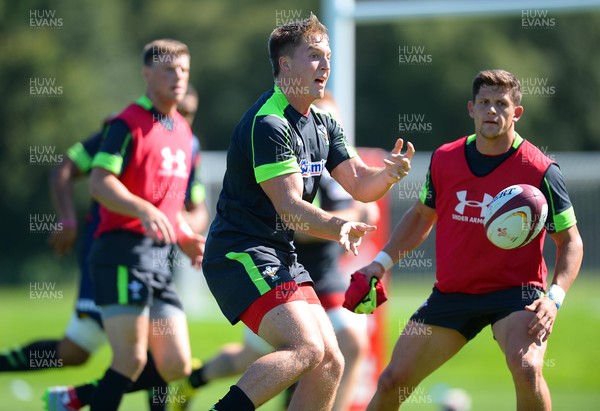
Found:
[134,95,153,111]
[66,142,93,173]
[552,207,577,232]
[251,85,292,170]
[255,85,289,119]
[255,157,300,184]
[251,85,297,182]
[91,152,124,175]
[512,132,524,149]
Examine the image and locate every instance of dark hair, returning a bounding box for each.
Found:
[472,69,522,105]
[142,39,189,67]
[268,13,328,78]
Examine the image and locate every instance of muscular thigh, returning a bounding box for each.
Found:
[147,299,191,366]
[492,310,548,361]
[101,307,149,354]
[386,321,467,385]
[257,300,322,350]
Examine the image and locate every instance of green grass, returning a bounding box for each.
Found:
[1,276,600,410]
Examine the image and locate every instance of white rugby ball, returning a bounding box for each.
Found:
[483,184,548,249]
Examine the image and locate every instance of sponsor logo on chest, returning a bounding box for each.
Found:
[299,158,326,177]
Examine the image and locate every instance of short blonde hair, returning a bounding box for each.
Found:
[142,39,189,67]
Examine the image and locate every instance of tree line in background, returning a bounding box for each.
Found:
[1,0,598,281]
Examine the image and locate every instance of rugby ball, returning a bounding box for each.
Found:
[483,184,548,249]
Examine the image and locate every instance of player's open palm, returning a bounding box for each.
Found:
[383,138,415,183]
[339,221,377,256]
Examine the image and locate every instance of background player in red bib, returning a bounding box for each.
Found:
[361,69,583,411]
[86,39,204,411]
[37,85,208,411]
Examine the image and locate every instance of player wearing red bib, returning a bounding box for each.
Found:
[362,69,583,411]
[85,39,204,411]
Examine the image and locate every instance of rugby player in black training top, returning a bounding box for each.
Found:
[202,14,414,411]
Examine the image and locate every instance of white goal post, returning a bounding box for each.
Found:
[321,0,600,144]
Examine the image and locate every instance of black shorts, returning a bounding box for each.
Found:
[411,285,544,341]
[202,245,312,325]
[90,264,182,310]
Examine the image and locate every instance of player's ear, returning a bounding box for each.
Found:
[512,105,524,123]
[467,100,474,118]
[279,56,291,72]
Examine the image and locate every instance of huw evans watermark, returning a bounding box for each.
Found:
[29,9,63,28]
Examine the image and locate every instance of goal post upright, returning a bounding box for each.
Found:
[322,0,600,146]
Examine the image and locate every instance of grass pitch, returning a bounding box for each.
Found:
[1,275,599,410]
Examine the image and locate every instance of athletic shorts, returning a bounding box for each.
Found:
[411,285,544,341]
[202,245,313,325]
[90,264,182,310]
[65,313,107,354]
[240,282,320,334]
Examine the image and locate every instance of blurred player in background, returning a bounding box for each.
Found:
[44,39,203,411]
[0,83,206,410]
[360,69,583,410]
[201,14,413,411]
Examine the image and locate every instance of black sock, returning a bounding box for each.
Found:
[75,351,166,408]
[129,352,167,392]
[188,366,208,388]
[211,385,255,411]
[0,340,59,371]
[74,381,98,406]
[89,368,133,411]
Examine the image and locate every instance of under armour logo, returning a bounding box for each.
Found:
[454,191,493,217]
[159,147,187,178]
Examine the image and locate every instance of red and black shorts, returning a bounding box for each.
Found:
[202,245,320,332]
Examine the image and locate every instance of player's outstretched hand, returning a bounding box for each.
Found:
[339,222,377,256]
[139,203,176,244]
[178,234,206,267]
[48,226,77,255]
[525,296,558,342]
[383,138,415,185]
